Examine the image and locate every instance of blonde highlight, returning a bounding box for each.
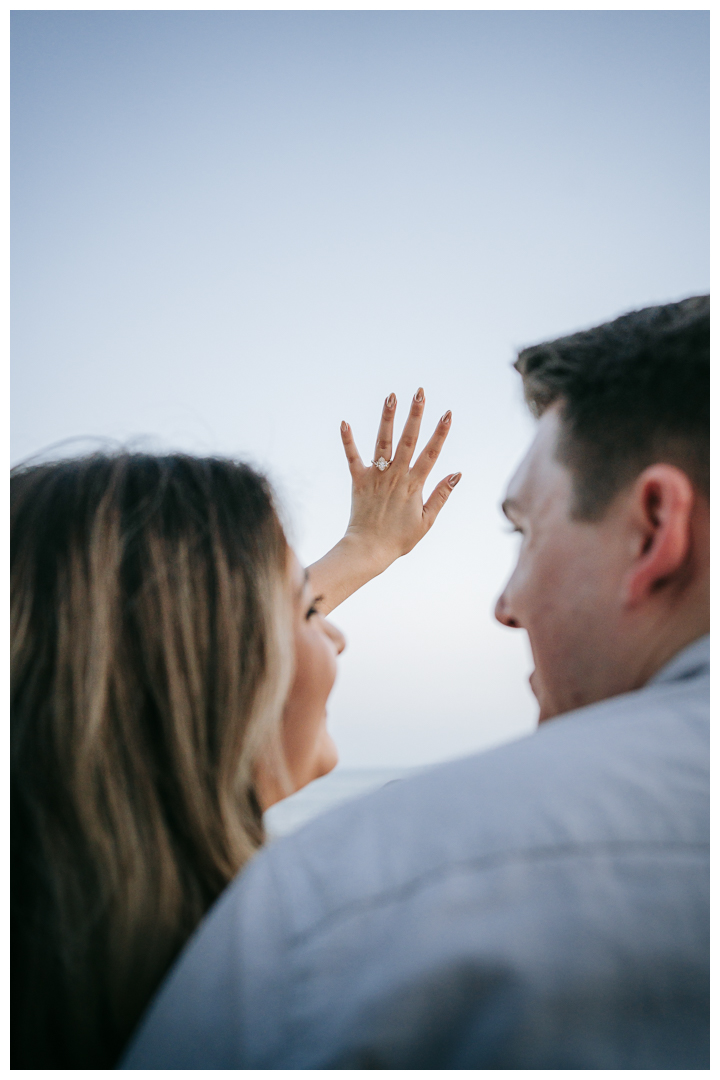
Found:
[11,452,293,1067]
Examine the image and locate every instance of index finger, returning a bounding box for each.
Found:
[340,421,365,479]
[392,388,425,470]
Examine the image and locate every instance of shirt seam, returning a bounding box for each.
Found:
[287,839,708,949]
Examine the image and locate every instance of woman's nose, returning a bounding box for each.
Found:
[323,618,346,655]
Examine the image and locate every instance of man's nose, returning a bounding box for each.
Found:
[494,588,520,629]
[323,617,346,655]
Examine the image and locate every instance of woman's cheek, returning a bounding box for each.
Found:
[284,628,333,744]
[303,621,338,700]
[321,631,339,696]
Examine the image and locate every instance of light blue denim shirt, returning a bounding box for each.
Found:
[122,635,709,1069]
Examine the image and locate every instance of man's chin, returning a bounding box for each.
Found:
[530,671,557,725]
[529,670,544,711]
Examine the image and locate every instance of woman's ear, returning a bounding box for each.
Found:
[623,464,695,608]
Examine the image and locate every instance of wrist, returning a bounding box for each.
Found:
[340,528,398,579]
[307,530,402,615]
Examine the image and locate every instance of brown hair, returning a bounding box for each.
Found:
[514,294,709,520]
[11,452,293,1068]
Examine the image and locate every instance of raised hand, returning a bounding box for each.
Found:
[308,388,461,614]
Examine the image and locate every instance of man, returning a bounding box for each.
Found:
[123,295,709,1069]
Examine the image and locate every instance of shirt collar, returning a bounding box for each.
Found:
[648,634,710,687]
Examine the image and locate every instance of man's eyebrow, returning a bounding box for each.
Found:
[501,497,520,519]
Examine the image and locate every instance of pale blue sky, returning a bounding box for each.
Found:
[11,11,709,766]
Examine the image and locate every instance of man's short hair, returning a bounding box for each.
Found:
[514,295,710,520]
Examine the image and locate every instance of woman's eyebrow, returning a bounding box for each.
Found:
[297,568,310,599]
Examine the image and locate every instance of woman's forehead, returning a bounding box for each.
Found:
[287,551,307,596]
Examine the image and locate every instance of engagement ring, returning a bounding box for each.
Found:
[371,457,391,471]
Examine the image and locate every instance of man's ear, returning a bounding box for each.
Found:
[623,464,695,608]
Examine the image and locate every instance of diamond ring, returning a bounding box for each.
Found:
[371,456,391,472]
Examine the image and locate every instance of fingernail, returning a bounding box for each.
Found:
[414,387,424,403]
[448,472,461,487]
[341,421,349,433]
[386,393,396,409]
[441,410,452,424]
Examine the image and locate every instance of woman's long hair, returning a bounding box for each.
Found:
[11,453,293,1068]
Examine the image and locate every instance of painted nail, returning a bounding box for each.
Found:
[341,421,349,433]
[441,410,452,424]
[448,472,462,487]
[386,393,396,409]
[414,387,424,403]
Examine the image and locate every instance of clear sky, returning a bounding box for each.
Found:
[11,11,709,767]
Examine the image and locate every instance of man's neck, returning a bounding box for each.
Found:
[624,595,709,695]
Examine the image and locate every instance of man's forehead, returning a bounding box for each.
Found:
[501,407,563,512]
[501,466,532,517]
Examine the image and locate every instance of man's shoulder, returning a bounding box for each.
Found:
[121,642,709,1069]
[260,665,707,928]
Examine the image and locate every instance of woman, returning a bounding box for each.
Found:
[11,390,459,1068]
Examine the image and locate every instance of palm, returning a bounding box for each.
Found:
[341,389,459,564]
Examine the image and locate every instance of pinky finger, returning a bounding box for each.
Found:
[340,421,365,478]
[422,472,462,528]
